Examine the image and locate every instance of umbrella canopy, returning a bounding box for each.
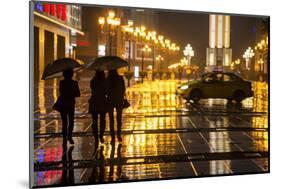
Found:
[86,56,128,71]
[41,58,83,80]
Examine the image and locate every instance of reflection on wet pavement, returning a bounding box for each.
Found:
[33,79,268,187]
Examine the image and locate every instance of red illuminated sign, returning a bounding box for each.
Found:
[50,4,56,16]
[77,41,90,46]
[39,3,67,22]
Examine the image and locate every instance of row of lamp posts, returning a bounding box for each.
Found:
[98,10,181,85]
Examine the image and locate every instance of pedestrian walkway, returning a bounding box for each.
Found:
[32,79,268,187]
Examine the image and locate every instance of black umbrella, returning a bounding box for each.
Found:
[41,58,84,80]
[86,56,128,71]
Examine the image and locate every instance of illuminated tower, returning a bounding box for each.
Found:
[206,14,232,71]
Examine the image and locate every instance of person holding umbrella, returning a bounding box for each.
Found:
[59,69,80,145]
[42,58,82,145]
[107,69,126,144]
[88,71,109,145]
[86,56,129,144]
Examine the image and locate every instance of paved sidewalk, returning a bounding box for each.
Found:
[32,79,268,187]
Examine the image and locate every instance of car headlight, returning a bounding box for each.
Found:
[180,85,189,90]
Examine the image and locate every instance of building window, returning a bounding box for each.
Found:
[57,35,66,59]
[44,30,54,66]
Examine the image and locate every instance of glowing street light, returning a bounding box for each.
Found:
[183,43,194,66]
[141,45,152,82]
[98,17,105,25]
[156,55,164,72]
[98,10,121,55]
[243,47,255,70]
[108,10,115,18]
[122,20,135,82]
[258,58,264,72]
[233,59,241,72]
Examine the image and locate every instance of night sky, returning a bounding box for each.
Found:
[158,10,264,65]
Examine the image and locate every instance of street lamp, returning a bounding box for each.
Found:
[243,47,255,70]
[98,10,121,56]
[122,20,135,87]
[122,20,134,69]
[234,59,241,72]
[141,44,152,82]
[255,37,268,79]
[257,59,264,72]
[156,55,164,75]
[183,43,194,66]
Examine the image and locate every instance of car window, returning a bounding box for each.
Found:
[231,74,242,81]
[214,73,223,82]
[223,74,231,82]
[203,75,214,83]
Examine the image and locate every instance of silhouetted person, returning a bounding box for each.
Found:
[60,69,80,145]
[108,70,126,144]
[89,71,109,144]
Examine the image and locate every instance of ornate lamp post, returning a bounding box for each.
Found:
[183,43,194,66]
[234,59,241,73]
[141,44,151,82]
[243,47,255,70]
[255,37,268,80]
[122,20,135,87]
[156,55,164,71]
[156,55,164,79]
[122,20,134,70]
[257,58,265,81]
[98,10,121,56]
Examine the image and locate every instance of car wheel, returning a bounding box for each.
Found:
[233,90,245,103]
[190,89,201,102]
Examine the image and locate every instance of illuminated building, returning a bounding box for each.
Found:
[206,14,232,71]
[32,2,83,82]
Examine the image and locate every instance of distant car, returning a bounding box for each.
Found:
[176,72,253,103]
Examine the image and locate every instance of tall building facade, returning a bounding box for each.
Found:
[33,2,83,83]
[206,15,232,72]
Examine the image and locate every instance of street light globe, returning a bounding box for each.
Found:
[128,20,133,26]
[158,35,164,41]
[135,27,140,33]
[141,25,146,31]
[98,17,105,25]
[114,18,121,26]
[108,10,115,18]
[107,17,114,25]
[129,27,134,33]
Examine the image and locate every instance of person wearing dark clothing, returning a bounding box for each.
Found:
[59,69,80,145]
[107,69,126,144]
[89,71,109,144]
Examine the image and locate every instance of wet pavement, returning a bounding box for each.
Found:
[32,78,268,187]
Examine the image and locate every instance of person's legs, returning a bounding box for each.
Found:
[99,112,106,143]
[91,112,99,144]
[108,108,115,144]
[116,108,123,142]
[60,111,68,145]
[68,109,75,144]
